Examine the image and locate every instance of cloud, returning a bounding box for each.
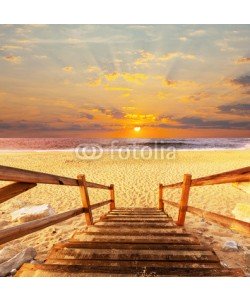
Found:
[161,78,199,89]
[179,37,188,42]
[104,72,119,81]
[163,79,178,86]
[104,72,148,84]
[0,120,112,133]
[231,74,250,87]
[134,50,198,66]
[62,66,74,73]
[87,78,102,86]
[189,29,206,37]
[135,51,155,65]
[156,114,250,130]
[86,66,100,73]
[235,57,250,64]
[160,52,196,61]
[121,73,148,84]
[104,85,132,92]
[3,55,22,64]
[217,103,250,116]
[92,106,124,119]
[177,117,250,130]
[79,112,94,120]
[125,114,156,122]
[0,45,24,51]
[34,55,48,60]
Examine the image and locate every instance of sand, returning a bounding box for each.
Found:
[0,149,249,274]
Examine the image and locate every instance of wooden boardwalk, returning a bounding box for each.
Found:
[16,208,244,277]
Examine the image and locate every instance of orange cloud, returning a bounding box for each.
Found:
[104,84,132,92]
[62,66,74,73]
[135,51,198,66]
[135,51,155,65]
[87,78,102,86]
[122,72,148,84]
[104,72,119,81]
[104,72,148,84]
[125,113,156,122]
[235,57,250,64]
[3,55,22,64]
[160,52,196,61]
[87,66,100,73]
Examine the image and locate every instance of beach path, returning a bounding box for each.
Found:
[15,208,245,277]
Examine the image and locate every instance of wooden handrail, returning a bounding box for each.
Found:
[163,199,250,236]
[162,166,250,189]
[0,165,110,190]
[0,207,86,245]
[0,165,115,246]
[90,199,112,210]
[0,182,37,204]
[160,166,250,235]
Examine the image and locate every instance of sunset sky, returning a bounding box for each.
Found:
[0,24,249,138]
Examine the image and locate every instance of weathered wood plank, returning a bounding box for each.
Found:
[0,207,85,245]
[54,241,212,251]
[93,222,177,228]
[186,205,250,236]
[0,165,110,189]
[48,248,217,262]
[106,214,168,218]
[91,200,111,210]
[76,231,192,237]
[163,166,250,188]
[71,235,200,244]
[77,175,93,225]
[177,174,192,226]
[109,184,115,210]
[78,227,186,234]
[16,263,245,277]
[108,212,166,216]
[0,182,36,204]
[45,258,222,269]
[163,199,250,235]
[101,218,172,222]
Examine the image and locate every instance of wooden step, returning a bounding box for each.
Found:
[107,212,169,218]
[105,214,168,219]
[45,258,222,269]
[78,227,186,234]
[48,247,219,262]
[16,263,245,277]
[100,217,172,222]
[113,208,160,211]
[53,241,213,251]
[71,233,200,244]
[93,223,178,228]
[75,231,191,237]
[107,211,167,215]
[15,207,246,277]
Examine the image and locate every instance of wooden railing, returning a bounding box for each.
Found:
[0,165,115,245]
[159,167,250,236]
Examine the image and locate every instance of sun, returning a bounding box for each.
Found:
[134,126,141,133]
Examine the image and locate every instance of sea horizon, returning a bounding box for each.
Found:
[0,137,249,152]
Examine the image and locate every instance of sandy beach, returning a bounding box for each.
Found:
[0,149,249,274]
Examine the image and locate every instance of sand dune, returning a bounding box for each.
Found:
[0,150,249,274]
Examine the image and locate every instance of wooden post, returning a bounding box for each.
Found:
[176,174,192,226]
[77,174,93,225]
[159,184,164,210]
[110,184,115,210]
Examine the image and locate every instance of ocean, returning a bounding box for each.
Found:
[0,138,249,152]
